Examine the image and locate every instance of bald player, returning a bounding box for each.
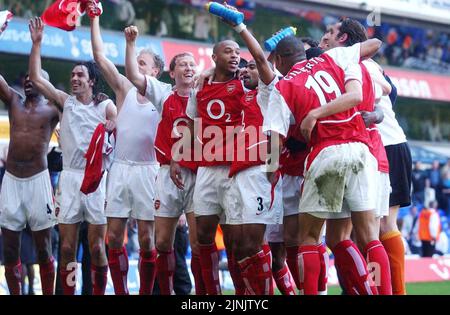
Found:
[0,69,59,295]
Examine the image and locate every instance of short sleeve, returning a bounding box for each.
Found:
[256,76,279,117]
[325,43,361,71]
[344,64,362,85]
[145,75,173,113]
[262,86,293,138]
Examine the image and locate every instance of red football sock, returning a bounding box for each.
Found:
[298,245,320,295]
[191,254,207,295]
[39,257,55,295]
[365,240,392,295]
[108,246,129,295]
[317,243,329,295]
[60,263,77,295]
[239,250,273,295]
[274,264,296,295]
[139,249,157,295]
[5,260,22,295]
[332,240,374,295]
[225,249,246,295]
[285,246,300,291]
[156,249,176,295]
[91,264,108,295]
[199,243,222,295]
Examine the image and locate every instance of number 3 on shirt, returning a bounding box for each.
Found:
[207,99,232,122]
[305,71,341,106]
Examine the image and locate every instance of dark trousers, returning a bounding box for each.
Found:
[421,241,435,257]
[153,225,192,295]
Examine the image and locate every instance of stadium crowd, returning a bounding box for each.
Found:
[3,0,450,75]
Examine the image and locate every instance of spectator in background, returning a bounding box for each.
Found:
[194,11,211,42]
[435,218,449,255]
[441,171,450,215]
[424,178,436,210]
[177,7,194,39]
[418,201,441,257]
[20,225,37,295]
[114,0,136,29]
[401,204,422,255]
[428,160,443,207]
[0,144,7,185]
[160,5,174,37]
[47,126,62,191]
[412,161,427,204]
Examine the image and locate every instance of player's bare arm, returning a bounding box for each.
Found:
[88,1,131,109]
[0,73,17,107]
[360,38,382,60]
[221,4,275,85]
[300,79,363,141]
[125,25,147,95]
[105,100,118,132]
[170,119,194,190]
[28,17,68,111]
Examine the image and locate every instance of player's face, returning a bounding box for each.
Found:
[137,53,159,77]
[320,23,342,50]
[213,42,241,75]
[70,65,93,96]
[23,75,38,97]
[171,55,197,86]
[241,60,259,90]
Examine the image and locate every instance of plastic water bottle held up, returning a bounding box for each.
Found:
[205,2,244,25]
[264,27,298,51]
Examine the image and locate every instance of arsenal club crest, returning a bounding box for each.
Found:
[226,83,236,94]
[245,93,255,102]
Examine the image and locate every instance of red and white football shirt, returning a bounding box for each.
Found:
[154,91,197,172]
[359,62,389,173]
[263,43,371,171]
[186,78,245,167]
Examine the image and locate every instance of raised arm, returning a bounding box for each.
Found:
[124,26,147,95]
[218,4,274,85]
[28,17,68,110]
[88,2,130,104]
[360,38,382,60]
[0,73,15,107]
[237,28,274,85]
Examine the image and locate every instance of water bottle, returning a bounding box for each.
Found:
[264,27,297,51]
[205,2,244,25]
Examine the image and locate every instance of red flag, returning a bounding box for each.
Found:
[41,0,102,31]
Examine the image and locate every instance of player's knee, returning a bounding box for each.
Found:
[60,242,77,261]
[196,228,215,245]
[107,231,124,249]
[380,216,398,235]
[283,231,299,247]
[90,243,105,261]
[156,238,172,253]
[36,248,51,263]
[2,245,20,264]
[138,233,153,250]
[271,255,285,272]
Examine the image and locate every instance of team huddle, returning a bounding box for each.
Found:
[0,1,412,296]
